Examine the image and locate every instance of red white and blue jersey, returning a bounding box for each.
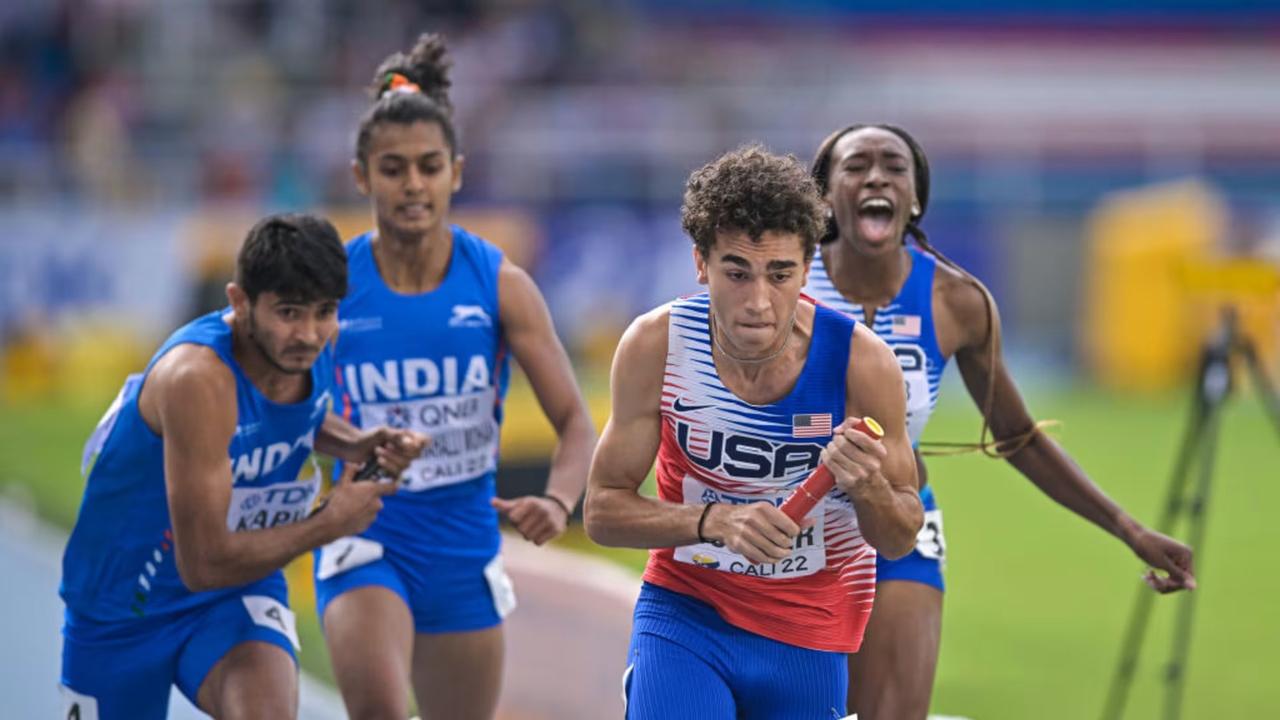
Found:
[806,246,948,447]
[642,293,876,653]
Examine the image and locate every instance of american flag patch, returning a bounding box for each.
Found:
[792,413,832,438]
[892,314,921,337]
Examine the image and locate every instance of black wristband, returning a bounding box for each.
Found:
[543,493,573,521]
[697,502,718,544]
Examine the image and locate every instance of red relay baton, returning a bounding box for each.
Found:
[779,416,885,523]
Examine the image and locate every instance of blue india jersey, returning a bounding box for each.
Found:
[334,226,511,558]
[60,310,334,621]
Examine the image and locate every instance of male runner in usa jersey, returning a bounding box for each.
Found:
[585,146,922,719]
[59,214,425,720]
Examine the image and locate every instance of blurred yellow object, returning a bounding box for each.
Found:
[57,320,151,407]
[2,319,150,405]
[1,326,58,402]
[499,370,611,462]
[285,553,317,613]
[1080,180,1278,391]
[1179,258,1280,381]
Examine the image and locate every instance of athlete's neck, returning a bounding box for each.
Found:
[372,221,453,294]
[228,319,311,404]
[824,239,912,311]
[712,301,814,403]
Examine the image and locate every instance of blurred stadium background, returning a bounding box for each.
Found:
[1,0,1277,717]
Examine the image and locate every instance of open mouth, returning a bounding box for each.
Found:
[398,203,431,219]
[856,197,897,243]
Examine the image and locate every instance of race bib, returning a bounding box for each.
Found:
[81,373,142,475]
[915,508,946,563]
[242,595,300,650]
[483,554,517,618]
[359,389,499,492]
[226,469,320,532]
[59,686,99,720]
[673,475,826,579]
[316,536,384,580]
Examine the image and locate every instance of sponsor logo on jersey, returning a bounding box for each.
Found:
[384,404,413,429]
[672,397,713,413]
[691,553,720,569]
[234,422,262,437]
[338,317,382,333]
[448,304,493,328]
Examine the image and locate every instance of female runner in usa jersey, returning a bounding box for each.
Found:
[313,34,596,720]
[806,124,1196,720]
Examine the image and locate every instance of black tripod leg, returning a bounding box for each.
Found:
[1099,405,1207,720]
[1242,344,1280,438]
[1163,400,1224,720]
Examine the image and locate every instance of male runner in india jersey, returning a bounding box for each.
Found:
[585,146,923,719]
[59,213,426,720]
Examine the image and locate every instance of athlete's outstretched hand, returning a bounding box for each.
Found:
[492,495,570,545]
[355,427,429,480]
[1130,527,1196,593]
[823,417,889,497]
[703,502,805,565]
[315,463,400,538]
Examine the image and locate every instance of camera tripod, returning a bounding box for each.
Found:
[1100,307,1280,720]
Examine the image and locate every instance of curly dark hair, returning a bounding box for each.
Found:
[355,33,458,166]
[681,144,826,260]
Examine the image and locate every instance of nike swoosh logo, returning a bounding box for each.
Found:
[673,398,713,413]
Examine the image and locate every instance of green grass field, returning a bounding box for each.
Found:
[3,380,1276,718]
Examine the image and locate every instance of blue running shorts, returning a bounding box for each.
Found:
[60,575,297,720]
[876,484,946,591]
[623,583,847,720]
[314,535,515,634]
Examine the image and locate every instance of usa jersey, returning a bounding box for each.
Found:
[61,310,332,621]
[334,227,510,558]
[642,294,875,653]
[805,245,948,446]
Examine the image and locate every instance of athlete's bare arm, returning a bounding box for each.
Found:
[314,412,427,476]
[491,259,597,544]
[836,325,923,560]
[142,345,398,592]
[585,308,802,565]
[936,269,1195,593]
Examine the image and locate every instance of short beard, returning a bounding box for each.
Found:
[246,309,308,376]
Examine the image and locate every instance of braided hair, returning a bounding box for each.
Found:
[811,124,1047,458]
